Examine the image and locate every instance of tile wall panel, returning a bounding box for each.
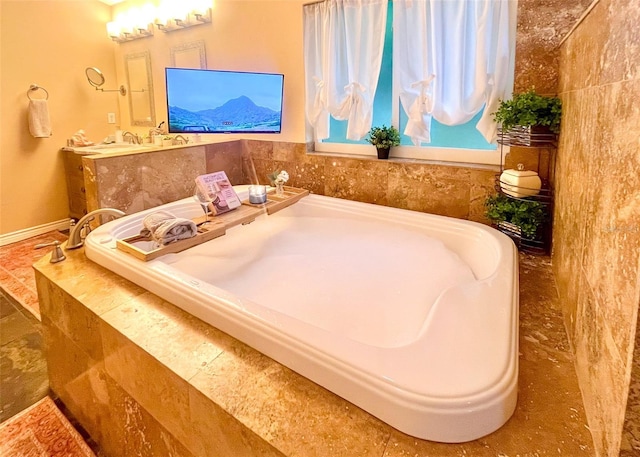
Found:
[554,0,640,454]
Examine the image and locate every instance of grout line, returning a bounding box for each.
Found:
[558,0,601,48]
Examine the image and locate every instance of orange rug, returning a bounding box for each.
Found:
[0,396,96,457]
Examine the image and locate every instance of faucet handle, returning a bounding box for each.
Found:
[35,240,66,263]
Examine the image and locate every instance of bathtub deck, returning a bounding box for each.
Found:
[34,244,593,456]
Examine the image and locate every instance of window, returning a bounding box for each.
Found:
[305,0,517,165]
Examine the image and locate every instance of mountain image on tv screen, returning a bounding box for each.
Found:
[166,68,284,134]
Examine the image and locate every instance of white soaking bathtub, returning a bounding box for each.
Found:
[84,186,519,443]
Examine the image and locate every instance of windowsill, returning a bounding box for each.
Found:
[310,142,503,171]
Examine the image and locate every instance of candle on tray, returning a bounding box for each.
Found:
[248,185,267,204]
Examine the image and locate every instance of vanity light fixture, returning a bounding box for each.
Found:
[155,9,212,32]
[106,1,213,42]
[107,5,155,43]
[108,22,154,43]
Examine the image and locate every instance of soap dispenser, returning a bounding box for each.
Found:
[115,127,123,143]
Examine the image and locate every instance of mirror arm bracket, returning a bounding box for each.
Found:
[95,85,127,96]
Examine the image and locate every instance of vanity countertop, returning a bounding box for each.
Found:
[61,137,240,157]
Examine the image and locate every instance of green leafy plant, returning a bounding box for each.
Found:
[267,169,281,186]
[365,125,400,149]
[493,89,562,133]
[485,194,548,240]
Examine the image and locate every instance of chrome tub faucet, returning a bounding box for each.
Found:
[67,208,126,250]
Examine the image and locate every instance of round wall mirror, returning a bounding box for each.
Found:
[84,66,126,95]
[85,67,105,88]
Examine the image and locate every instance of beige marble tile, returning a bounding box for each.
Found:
[100,292,230,381]
[34,250,147,317]
[141,147,207,208]
[118,388,197,457]
[284,155,326,195]
[46,315,195,457]
[41,317,125,454]
[622,307,640,455]
[573,281,627,457]
[244,140,274,160]
[599,0,640,85]
[272,141,307,163]
[192,344,390,457]
[82,157,99,213]
[243,141,327,195]
[100,318,193,447]
[88,154,145,214]
[468,168,497,224]
[189,386,285,457]
[244,157,287,187]
[324,157,389,205]
[387,162,470,218]
[205,141,244,184]
[514,0,593,94]
[38,279,103,362]
[580,80,640,361]
[558,1,609,93]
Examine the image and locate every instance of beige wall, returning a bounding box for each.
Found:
[554,0,640,455]
[111,0,306,143]
[0,0,118,234]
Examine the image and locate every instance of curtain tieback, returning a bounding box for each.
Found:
[410,75,435,113]
[343,81,366,106]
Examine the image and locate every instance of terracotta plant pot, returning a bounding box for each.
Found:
[376,147,390,160]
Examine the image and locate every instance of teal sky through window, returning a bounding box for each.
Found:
[323,1,497,151]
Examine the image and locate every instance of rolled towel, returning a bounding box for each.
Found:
[140,210,197,245]
[28,99,52,138]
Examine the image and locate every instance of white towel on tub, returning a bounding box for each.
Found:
[28,99,52,138]
[139,210,197,245]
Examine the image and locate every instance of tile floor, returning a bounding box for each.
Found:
[0,289,49,422]
[0,230,68,320]
[0,232,102,453]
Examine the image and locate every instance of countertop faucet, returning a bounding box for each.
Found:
[122,131,142,144]
[173,134,189,145]
[67,208,126,250]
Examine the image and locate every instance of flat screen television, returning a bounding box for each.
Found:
[165,68,284,134]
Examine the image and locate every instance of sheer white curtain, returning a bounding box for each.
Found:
[393,0,517,145]
[304,0,388,141]
[303,1,330,141]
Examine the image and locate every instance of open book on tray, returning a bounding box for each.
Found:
[195,171,242,215]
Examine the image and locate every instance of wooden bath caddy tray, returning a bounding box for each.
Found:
[116,186,309,261]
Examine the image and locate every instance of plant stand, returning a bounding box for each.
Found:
[493,129,557,254]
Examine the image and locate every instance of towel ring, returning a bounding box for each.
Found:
[27,84,49,100]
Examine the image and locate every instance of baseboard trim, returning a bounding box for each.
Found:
[0,219,70,247]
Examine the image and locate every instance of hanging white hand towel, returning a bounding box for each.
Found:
[28,99,52,138]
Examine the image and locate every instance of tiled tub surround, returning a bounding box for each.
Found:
[553,0,640,455]
[79,140,498,226]
[35,247,593,456]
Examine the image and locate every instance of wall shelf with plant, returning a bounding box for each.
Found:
[493,89,561,147]
[488,90,561,254]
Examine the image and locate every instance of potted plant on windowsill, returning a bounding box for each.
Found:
[365,125,400,159]
[493,89,562,146]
